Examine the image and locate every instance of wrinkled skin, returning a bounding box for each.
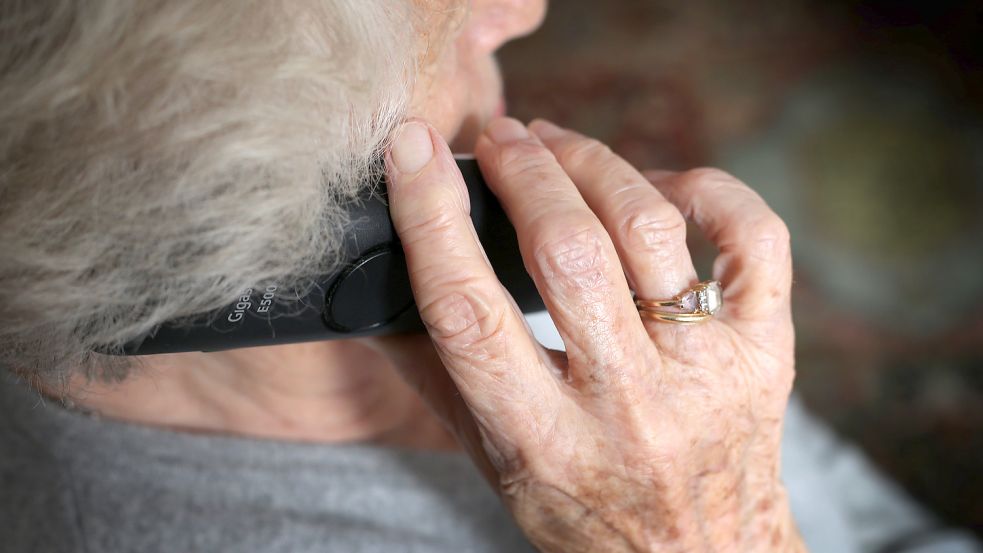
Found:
[364,116,806,552]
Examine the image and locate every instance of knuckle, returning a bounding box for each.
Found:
[533,226,613,292]
[397,198,461,244]
[746,215,791,262]
[419,289,509,357]
[494,140,557,180]
[620,202,687,253]
[555,137,612,169]
[683,166,742,188]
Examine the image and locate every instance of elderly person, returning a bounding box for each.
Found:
[0,1,979,552]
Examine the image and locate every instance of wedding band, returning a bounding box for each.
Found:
[635,280,722,325]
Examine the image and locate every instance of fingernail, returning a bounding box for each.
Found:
[528,119,564,140]
[391,121,434,174]
[485,117,528,144]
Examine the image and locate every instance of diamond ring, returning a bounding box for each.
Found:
[634,280,722,324]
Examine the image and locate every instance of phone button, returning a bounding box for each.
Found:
[323,245,415,333]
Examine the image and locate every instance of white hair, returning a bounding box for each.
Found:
[0,0,420,384]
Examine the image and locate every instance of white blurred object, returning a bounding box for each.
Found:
[524,310,566,351]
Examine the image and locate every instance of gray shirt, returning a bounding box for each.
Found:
[1,368,980,553]
[0,375,535,553]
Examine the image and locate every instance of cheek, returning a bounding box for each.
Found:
[409,54,470,141]
[414,86,466,141]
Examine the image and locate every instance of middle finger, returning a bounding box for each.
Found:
[474,118,652,390]
[528,119,699,304]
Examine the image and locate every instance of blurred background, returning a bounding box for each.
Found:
[499,0,982,535]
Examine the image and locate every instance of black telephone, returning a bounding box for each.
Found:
[121,156,544,355]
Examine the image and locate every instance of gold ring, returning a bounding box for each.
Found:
[635,280,722,325]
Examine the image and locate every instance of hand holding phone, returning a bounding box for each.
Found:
[370,117,802,552]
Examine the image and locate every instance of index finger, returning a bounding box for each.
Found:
[385,120,559,439]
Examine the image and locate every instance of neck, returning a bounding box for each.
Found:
[59,340,458,450]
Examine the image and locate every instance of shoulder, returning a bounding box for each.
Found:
[0,375,84,553]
